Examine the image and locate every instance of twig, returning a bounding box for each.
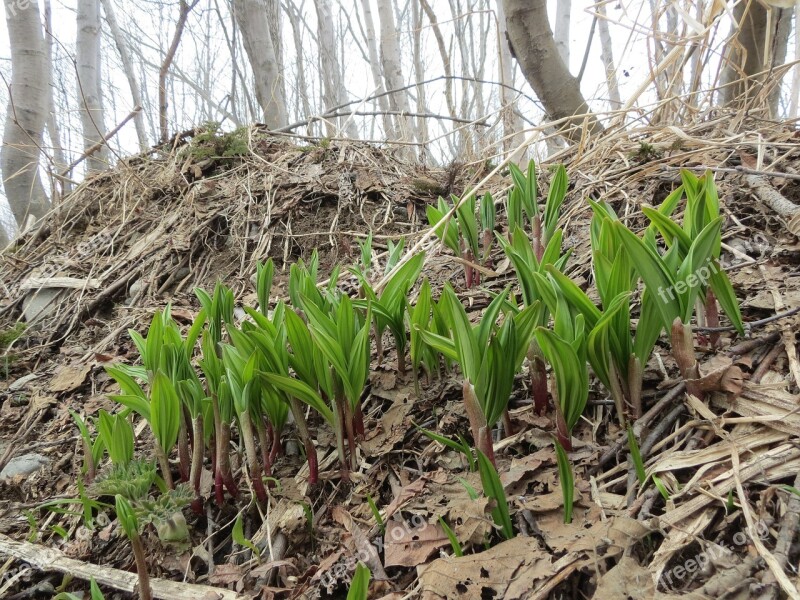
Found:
[278,110,489,132]
[594,382,686,473]
[660,164,800,182]
[60,106,142,178]
[695,306,800,334]
[0,533,243,600]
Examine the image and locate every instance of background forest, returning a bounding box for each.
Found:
[1,0,799,246]
[2,1,800,599]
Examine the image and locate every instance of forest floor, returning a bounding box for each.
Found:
[1,117,800,599]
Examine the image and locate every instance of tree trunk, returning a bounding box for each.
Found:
[502,0,601,141]
[1,0,49,244]
[232,0,288,129]
[315,0,357,138]
[720,0,792,115]
[76,0,107,172]
[43,0,68,197]
[597,1,621,109]
[495,0,524,156]
[359,0,395,138]
[790,3,800,117]
[159,0,198,142]
[376,0,412,142]
[100,0,148,151]
[554,0,571,66]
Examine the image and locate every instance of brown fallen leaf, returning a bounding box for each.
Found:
[418,535,552,600]
[384,517,448,568]
[49,363,92,393]
[208,562,244,585]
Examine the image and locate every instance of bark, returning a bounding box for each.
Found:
[232,0,288,129]
[597,1,621,109]
[554,0,571,66]
[720,0,792,115]
[495,0,524,154]
[376,0,413,142]
[159,0,198,142]
[790,4,800,117]
[43,0,67,193]
[315,0,357,138]
[502,0,602,141]
[100,0,148,151]
[411,0,428,154]
[284,2,312,122]
[359,0,395,138]
[1,0,49,243]
[76,0,107,172]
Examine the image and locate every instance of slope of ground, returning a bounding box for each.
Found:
[0,117,799,599]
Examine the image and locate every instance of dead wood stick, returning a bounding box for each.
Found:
[0,532,242,600]
[60,106,142,178]
[696,306,800,334]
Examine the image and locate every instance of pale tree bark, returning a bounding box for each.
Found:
[596,1,621,109]
[502,0,602,140]
[1,0,50,246]
[790,3,800,117]
[360,0,394,138]
[232,0,288,129]
[495,0,524,154]
[284,2,312,123]
[43,0,68,190]
[376,0,413,141]
[554,0,571,66]
[265,0,284,108]
[720,0,792,116]
[448,0,475,157]
[411,0,428,155]
[100,0,148,150]
[315,0,357,138]
[76,0,107,172]
[160,0,199,141]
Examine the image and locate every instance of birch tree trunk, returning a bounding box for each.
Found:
[411,0,428,155]
[100,0,148,150]
[495,0,524,155]
[76,0,107,172]
[554,0,571,66]
[790,3,800,117]
[597,1,621,109]
[43,0,68,193]
[502,0,601,140]
[232,0,288,129]
[376,0,412,142]
[1,0,50,245]
[315,0,357,138]
[360,0,395,138]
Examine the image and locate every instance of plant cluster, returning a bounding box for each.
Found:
[66,163,742,584]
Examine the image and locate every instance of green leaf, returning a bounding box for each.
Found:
[150,371,181,454]
[439,517,463,556]
[613,221,680,331]
[233,513,260,559]
[477,450,514,539]
[544,164,567,242]
[258,371,334,425]
[115,495,139,539]
[535,328,588,433]
[627,427,647,485]
[554,441,574,524]
[455,194,480,257]
[427,198,461,256]
[347,563,371,600]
